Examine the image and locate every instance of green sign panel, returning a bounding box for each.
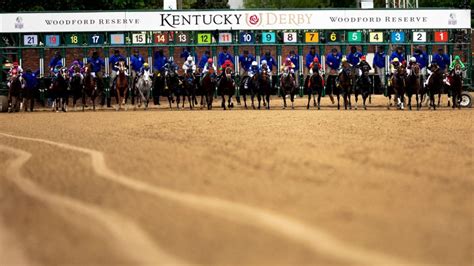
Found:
[347,32,362,43]
[197,33,212,44]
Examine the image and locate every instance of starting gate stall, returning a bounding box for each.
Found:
[0,8,471,110]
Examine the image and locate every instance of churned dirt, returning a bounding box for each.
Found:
[0,95,472,265]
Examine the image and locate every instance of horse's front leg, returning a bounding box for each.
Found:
[266,94,270,110]
[282,92,287,109]
[317,90,322,110]
[307,91,311,109]
[290,92,295,109]
[336,93,340,110]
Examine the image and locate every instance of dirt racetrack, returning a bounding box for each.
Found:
[0,95,473,265]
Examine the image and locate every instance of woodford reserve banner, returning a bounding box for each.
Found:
[1,9,470,33]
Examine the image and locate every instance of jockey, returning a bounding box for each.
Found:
[449,55,465,71]
[182,56,197,74]
[339,57,352,73]
[138,62,153,77]
[249,61,260,77]
[6,68,24,88]
[8,61,24,77]
[220,59,234,72]
[202,58,216,75]
[308,57,322,76]
[164,57,179,74]
[356,55,371,75]
[390,57,401,75]
[406,57,419,75]
[68,60,84,81]
[281,57,295,73]
[425,62,442,86]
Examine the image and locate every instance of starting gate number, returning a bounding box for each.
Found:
[197,33,212,44]
[219,33,232,44]
[261,32,276,43]
[66,34,83,45]
[88,34,104,45]
[24,35,38,46]
[305,32,319,43]
[132,33,147,44]
[240,32,254,44]
[327,31,340,42]
[45,35,60,47]
[283,32,297,43]
[347,31,361,43]
[110,34,125,45]
[412,32,427,42]
[369,32,384,43]
[434,31,448,42]
[391,32,405,43]
[154,33,168,44]
[176,32,189,44]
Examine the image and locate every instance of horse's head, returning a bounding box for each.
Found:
[143,69,151,81]
[118,61,126,72]
[453,64,462,76]
[10,69,19,81]
[225,67,232,79]
[397,65,407,76]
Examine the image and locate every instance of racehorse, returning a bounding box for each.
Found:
[50,68,69,112]
[152,70,165,106]
[389,64,407,110]
[239,74,252,109]
[69,66,83,111]
[165,67,180,109]
[217,66,235,110]
[406,64,422,110]
[115,61,128,111]
[180,70,197,109]
[249,72,261,109]
[422,65,444,110]
[7,69,24,113]
[258,68,272,110]
[449,64,463,109]
[305,66,324,110]
[83,64,100,111]
[337,66,354,110]
[201,67,217,110]
[280,67,297,109]
[136,70,153,110]
[354,67,371,110]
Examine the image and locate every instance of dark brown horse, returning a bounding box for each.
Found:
[406,64,422,110]
[201,67,217,110]
[7,70,24,113]
[50,68,69,112]
[259,68,272,110]
[449,64,463,109]
[83,64,100,111]
[337,66,354,110]
[422,65,444,110]
[69,66,84,111]
[390,64,407,110]
[217,67,235,110]
[280,67,297,109]
[115,61,128,111]
[305,66,324,110]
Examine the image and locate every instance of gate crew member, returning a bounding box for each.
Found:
[305,46,321,76]
[389,47,405,65]
[413,46,428,80]
[218,46,234,69]
[432,48,450,72]
[347,46,363,67]
[153,49,168,75]
[260,51,277,73]
[22,68,40,112]
[87,51,105,79]
[325,48,342,104]
[131,49,144,86]
[198,51,211,72]
[48,51,63,74]
[180,46,196,62]
[239,50,255,76]
[372,46,386,90]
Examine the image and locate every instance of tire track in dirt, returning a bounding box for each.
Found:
[0,132,415,265]
[0,144,187,265]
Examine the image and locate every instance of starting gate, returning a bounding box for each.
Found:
[0,8,472,104]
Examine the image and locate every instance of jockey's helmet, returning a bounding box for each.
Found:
[261,60,267,65]
[313,57,319,63]
[143,62,149,67]
[13,61,19,67]
[73,60,79,65]
[207,58,213,64]
[454,55,461,61]
[251,61,258,67]
[286,57,291,62]
[409,57,416,63]
[341,57,347,63]
[168,57,173,62]
[224,59,232,65]
[11,69,18,75]
[360,55,366,61]
[187,56,193,62]
[392,58,399,63]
